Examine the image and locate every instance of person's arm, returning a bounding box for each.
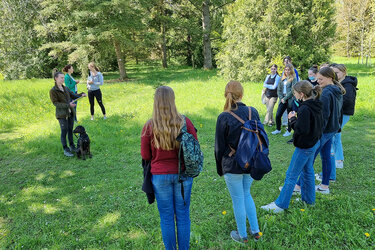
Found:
[185,117,198,141]
[67,87,82,100]
[277,79,283,99]
[49,89,70,109]
[141,122,152,161]
[295,69,299,81]
[269,75,280,90]
[214,114,227,176]
[263,75,270,88]
[93,72,104,86]
[290,107,310,135]
[283,77,297,101]
[321,93,331,130]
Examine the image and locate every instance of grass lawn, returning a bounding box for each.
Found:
[0,57,374,249]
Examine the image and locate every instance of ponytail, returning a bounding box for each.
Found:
[312,85,322,100]
[333,79,346,95]
[223,81,244,112]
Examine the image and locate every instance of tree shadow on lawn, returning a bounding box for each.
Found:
[0,114,164,248]
[104,65,217,87]
[1,107,375,248]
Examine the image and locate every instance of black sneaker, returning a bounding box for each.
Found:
[253,232,262,242]
[64,148,74,157]
[287,138,294,144]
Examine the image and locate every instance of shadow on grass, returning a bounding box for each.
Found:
[104,64,218,87]
[1,105,375,248]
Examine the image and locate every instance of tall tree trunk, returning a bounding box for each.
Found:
[202,0,213,70]
[113,39,127,80]
[161,23,168,68]
[345,1,352,58]
[187,34,193,66]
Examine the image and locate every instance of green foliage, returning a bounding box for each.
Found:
[0,57,374,248]
[217,0,336,81]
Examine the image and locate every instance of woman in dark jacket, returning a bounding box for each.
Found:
[330,64,358,169]
[295,67,345,194]
[215,81,261,244]
[261,81,323,213]
[49,71,86,157]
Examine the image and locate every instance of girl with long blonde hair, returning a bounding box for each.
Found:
[141,86,198,250]
[215,81,261,243]
[272,63,298,136]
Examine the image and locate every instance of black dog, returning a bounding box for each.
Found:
[73,125,92,160]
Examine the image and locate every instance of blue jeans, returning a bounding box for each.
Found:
[152,174,193,250]
[224,173,259,238]
[331,115,350,161]
[317,132,336,185]
[275,141,320,209]
[297,132,336,186]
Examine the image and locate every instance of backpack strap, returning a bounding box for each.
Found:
[178,116,187,206]
[227,106,253,156]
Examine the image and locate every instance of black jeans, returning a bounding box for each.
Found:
[58,115,74,149]
[88,89,106,116]
[276,101,291,131]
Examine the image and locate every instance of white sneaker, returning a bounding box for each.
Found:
[91,116,94,121]
[103,116,107,120]
[336,160,343,169]
[283,131,292,137]
[260,202,284,213]
[279,186,301,195]
[315,185,330,194]
[271,130,281,135]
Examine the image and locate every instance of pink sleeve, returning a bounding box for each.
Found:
[141,122,152,160]
[185,117,198,141]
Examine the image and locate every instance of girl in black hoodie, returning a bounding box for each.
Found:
[330,64,358,169]
[261,81,323,212]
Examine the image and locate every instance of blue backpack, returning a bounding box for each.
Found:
[176,116,204,178]
[228,107,272,180]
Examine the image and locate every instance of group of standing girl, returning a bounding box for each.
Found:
[261,62,357,213]
[139,61,357,248]
[50,62,107,157]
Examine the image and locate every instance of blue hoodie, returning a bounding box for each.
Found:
[320,84,343,133]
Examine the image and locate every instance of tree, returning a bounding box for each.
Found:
[217,0,336,81]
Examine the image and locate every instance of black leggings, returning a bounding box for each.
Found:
[276,101,291,131]
[88,89,106,116]
[58,116,74,149]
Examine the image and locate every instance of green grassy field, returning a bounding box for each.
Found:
[1,57,374,249]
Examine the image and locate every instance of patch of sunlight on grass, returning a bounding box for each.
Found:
[22,186,56,199]
[35,173,46,181]
[127,230,146,240]
[110,230,126,240]
[60,170,75,178]
[28,203,59,214]
[95,211,121,229]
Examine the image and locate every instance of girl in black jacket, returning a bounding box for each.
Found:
[215,81,261,243]
[330,64,358,169]
[261,81,323,213]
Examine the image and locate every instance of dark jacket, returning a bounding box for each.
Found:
[142,159,155,204]
[215,103,260,176]
[49,85,81,119]
[289,99,323,149]
[321,85,343,133]
[341,76,358,116]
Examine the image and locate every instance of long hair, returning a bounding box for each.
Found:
[223,80,244,111]
[151,86,183,150]
[293,80,322,100]
[88,62,99,72]
[319,67,346,94]
[283,63,296,82]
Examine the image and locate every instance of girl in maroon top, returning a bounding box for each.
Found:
[141,86,197,250]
